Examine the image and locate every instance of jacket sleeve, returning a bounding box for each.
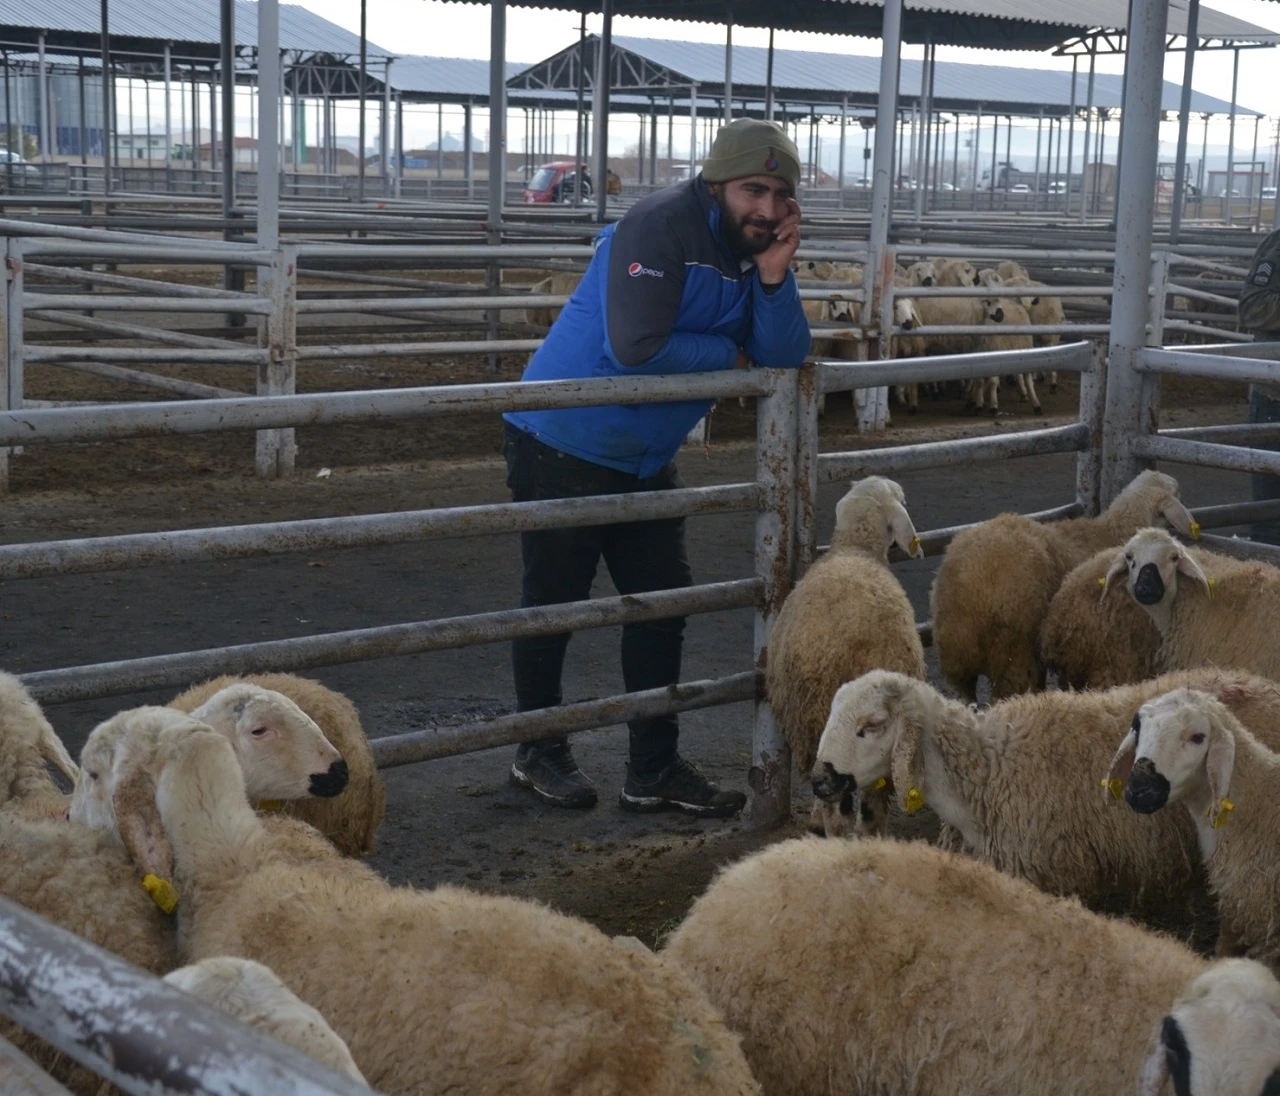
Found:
[602,210,738,375]
[1239,231,1280,334]
[744,269,813,368]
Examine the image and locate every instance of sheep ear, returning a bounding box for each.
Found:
[1137,1027,1171,1096]
[38,722,79,786]
[1160,497,1198,539]
[888,502,922,559]
[889,721,926,812]
[113,766,173,883]
[1101,551,1130,600]
[1104,728,1138,801]
[1205,707,1236,809]
[1176,550,1212,596]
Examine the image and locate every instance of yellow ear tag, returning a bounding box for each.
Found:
[1189,520,1201,541]
[908,536,922,557]
[1206,797,1235,829]
[904,787,925,814]
[255,800,285,813]
[1102,777,1124,801]
[1097,577,1106,587]
[870,777,887,792]
[1207,579,1216,600]
[142,874,180,915]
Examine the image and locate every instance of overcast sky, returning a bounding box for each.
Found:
[288,0,1280,164]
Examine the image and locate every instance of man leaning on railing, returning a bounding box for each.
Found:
[500,119,812,815]
[1239,229,1280,544]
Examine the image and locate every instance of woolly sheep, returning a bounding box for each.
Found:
[913,293,986,355]
[931,469,1197,701]
[1104,528,1280,684]
[935,257,979,287]
[970,297,1038,416]
[766,478,924,837]
[664,836,1280,1096]
[170,674,385,857]
[164,957,367,1084]
[995,258,1032,282]
[70,696,345,839]
[1109,688,1280,969]
[0,670,77,821]
[112,726,761,1096]
[812,668,1280,925]
[905,260,938,287]
[1039,546,1163,690]
[523,272,583,329]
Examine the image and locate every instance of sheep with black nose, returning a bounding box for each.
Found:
[1107,688,1280,970]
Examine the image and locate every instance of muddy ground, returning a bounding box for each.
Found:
[0,276,1258,949]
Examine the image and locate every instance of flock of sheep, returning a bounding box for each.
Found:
[5,464,1280,1093]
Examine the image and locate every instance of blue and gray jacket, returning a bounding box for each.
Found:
[503,176,811,477]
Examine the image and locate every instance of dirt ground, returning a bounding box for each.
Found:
[0,270,1259,949]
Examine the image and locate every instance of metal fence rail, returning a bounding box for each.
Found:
[0,898,372,1096]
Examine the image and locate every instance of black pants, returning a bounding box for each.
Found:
[1249,383,1280,545]
[502,425,692,776]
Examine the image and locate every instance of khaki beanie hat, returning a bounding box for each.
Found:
[701,118,801,191]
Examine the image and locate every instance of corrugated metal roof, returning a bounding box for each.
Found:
[0,0,393,58]
[604,35,1264,116]
[390,56,525,97]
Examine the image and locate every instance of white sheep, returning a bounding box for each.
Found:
[1038,546,1163,690]
[69,698,344,839]
[904,259,938,287]
[1108,687,1280,969]
[110,724,761,1096]
[1104,527,1280,683]
[913,293,986,355]
[812,667,1280,924]
[164,957,367,1084]
[170,674,386,857]
[971,296,1038,416]
[931,257,979,287]
[931,469,1197,701]
[523,271,582,328]
[995,258,1031,282]
[765,478,924,837]
[0,671,77,820]
[664,836,1280,1096]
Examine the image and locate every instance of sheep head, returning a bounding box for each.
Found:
[977,268,1004,288]
[1102,528,1211,634]
[831,476,922,560]
[1107,470,1199,540]
[1138,960,1280,1096]
[906,260,938,288]
[187,684,348,802]
[893,297,922,333]
[1106,688,1238,832]
[0,671,78,799]
[813,671,925,816]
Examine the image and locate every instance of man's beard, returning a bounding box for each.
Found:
[715,193,776,257]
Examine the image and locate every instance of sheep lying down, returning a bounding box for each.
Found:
[665,836,1280,1096]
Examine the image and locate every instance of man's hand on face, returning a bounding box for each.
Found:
[754,197,802,286]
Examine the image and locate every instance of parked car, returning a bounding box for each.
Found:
[0,150,40,192]
[523,161,592,204]
[1010,183,1032,193]
[1263,186,1277,201]
[1047,180,1068,195]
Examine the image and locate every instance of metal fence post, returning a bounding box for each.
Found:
[1148,250,1171,348]
[0,238,22,493]
[1075,342,1106,516]
[256,244,297,477]
[795,363,820,571]
[748,368,797,829]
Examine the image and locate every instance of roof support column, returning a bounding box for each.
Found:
[764,28,774,122]
[163,43,172,179]
[572,12,585,204]
[648,105,657,188]
[1224,45,1239,225]
[394,93,403,197]
[1169,0,1199,243]
[723,24,732,124]
[1065,56,1077,215]
[488,0,507,214]
[36,33,48,159]
[687,83,698,179]
[1033,109,1043,207]
[837,95,847,209]
[1101,0,1170,504]
[357,0,367,201]
[381,58,392,193]
[1078,48,1095,221]
[971,105,981,199]
[220,0,235,223]
[257,0,280,253]
[594,0,614,223]
[100,0,112,193]
[464,100,473,200]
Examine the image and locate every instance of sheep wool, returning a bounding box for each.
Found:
[665,837,1280,1096]
[170,673,386,857]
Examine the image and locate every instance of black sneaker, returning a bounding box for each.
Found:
[510,742,598,808]
[618,755,746,818]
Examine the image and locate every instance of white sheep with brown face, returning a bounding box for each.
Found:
[766,478,925,838]
[1108,687,1280,971]
[1104,528,1280,686]
[70,690,345,836]
[665,835,1280,1096]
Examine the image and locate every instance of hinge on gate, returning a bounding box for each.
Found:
[4,256,18,280]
